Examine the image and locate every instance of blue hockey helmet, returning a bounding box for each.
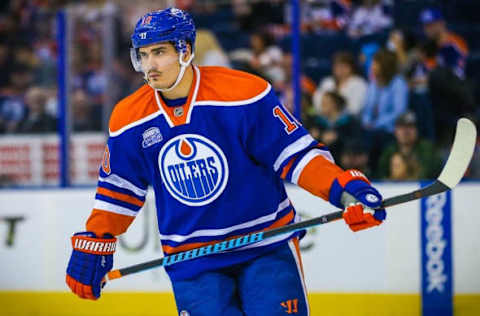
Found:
[130,8,196,91]
[131,7,196,52]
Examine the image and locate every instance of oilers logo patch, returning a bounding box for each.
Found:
[159,134,229,206]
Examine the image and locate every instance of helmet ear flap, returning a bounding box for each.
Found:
[130,48,143,72]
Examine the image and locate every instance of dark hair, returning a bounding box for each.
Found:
[251,31,274,47]
[324,91,347,111]
[332,51,358,74]
[168,40,193,53]
[402,29,418,52]
[373,49,398,85]
[418,39,438,58]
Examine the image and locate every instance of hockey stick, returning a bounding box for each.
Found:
[106,118,476,281]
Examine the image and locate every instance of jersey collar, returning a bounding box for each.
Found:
[154,65,200,127]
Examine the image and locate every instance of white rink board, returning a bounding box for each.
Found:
[0,183,479,293]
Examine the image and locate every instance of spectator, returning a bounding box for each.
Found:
[193,29,231,67]
[7,63,35,95]
[358,41,380,78]
[313,51,367,116]
[71,89,101,132]
[361,49,408,170]
[230,30,284,82]
[233,0,284,34]
[348,0,393,38]
[339,139,372,178]
[405,39,437,93]
[420,8,468,79]
[376,112,443,180]
[361,49,408,134]
[12,43,39,71]
[306,0,352,33]
[386,29,418,76]
[403,40,437,141]
[312,91,363,160]
[248,31,284,82]
[0,64,34,133]
[388,151,421,180]
[17,86,56,133]
[0,94,24,134]
[32,32,57,87]
[419,8,475,145]
[277,53,317,120]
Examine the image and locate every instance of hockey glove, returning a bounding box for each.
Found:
[329,169,386,232]
[66,232,116,300]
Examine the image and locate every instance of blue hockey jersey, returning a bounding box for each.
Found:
[87,66,341,281]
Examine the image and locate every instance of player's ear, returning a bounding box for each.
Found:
[182,43,192,61]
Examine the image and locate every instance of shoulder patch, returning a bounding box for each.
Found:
[109,85,159,136]
[195,66,270,105]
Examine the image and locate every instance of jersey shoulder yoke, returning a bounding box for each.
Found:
[109,84,158,136]
[196,66,271,105]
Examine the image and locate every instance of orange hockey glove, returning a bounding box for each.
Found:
[329,169,386,232]
[342,203,383,232]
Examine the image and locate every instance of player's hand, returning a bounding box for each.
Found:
[329,169,386,232]
[66,232,116,300]
[342,199,385,232]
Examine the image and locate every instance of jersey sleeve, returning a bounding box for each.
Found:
[440,45,466,78]
[86,133,149,237]
[244,87,343,199]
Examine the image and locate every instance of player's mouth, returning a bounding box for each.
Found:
[149,72,161,79]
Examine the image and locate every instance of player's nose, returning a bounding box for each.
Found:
[143,55,158,71]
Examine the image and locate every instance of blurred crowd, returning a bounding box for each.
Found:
[0,0,479,180]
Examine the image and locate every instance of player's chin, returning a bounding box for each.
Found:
[148,79,169,90]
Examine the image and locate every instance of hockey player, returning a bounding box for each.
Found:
[66,7,386,315]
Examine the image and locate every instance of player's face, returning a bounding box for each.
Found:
[390,153,407,180]
[138,43,181,90]
[320,95,335,116]
[333,62,351,80]
[395,125,418,145]
[424,21,444,40]
[371,60,381,80]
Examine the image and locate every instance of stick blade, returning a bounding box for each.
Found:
[437,118,477,188]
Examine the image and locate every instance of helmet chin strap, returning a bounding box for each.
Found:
[153,52,195,93]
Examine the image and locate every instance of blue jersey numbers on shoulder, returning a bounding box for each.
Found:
[158,134,229,206]
[273,105,299,135]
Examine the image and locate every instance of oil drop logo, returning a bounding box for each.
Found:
[159,134,229,206]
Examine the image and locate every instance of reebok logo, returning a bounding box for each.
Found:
[425,193,448,292]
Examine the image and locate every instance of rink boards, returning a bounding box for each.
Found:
[0,183,479,315]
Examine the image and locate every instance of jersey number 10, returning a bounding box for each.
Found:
[273,106,299,135]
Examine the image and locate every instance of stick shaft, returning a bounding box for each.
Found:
[106,179,449,280]
[108,210,343,280]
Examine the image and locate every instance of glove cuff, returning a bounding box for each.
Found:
[329,169,370,209]
[71,233,117,255]
[336,169,370,187]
